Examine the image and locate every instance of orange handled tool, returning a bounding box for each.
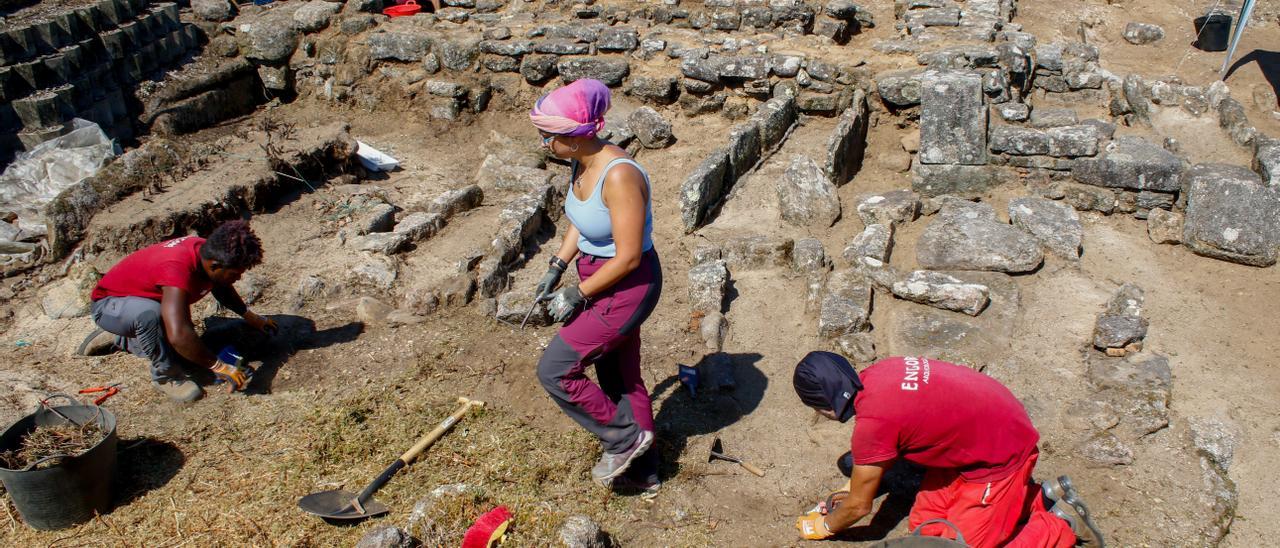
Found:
[78,384,122,405]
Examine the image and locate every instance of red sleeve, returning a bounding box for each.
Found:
[153,259,196,294]
[851,415,900,465]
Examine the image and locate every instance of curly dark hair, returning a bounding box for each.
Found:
[200,220,263,270]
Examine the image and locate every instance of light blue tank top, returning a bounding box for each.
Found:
[564,158,654,258]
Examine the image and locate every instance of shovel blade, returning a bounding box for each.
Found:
[708,437,724,463]
[298,489,389,522]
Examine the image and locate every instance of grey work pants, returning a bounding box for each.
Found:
[90,296,183,382]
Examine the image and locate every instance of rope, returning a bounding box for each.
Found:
[1172,0,1225,76]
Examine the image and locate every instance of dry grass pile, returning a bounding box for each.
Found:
[0,421,105,470]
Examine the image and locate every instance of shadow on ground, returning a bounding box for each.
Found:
[113,438,184,509]
[648,352,766,482]
[1225,49,1280,104]
[200,314,364,394]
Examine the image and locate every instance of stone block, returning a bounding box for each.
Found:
[680,149,731,232]
[911,164,1010,197]
[989,125,1049,156]
[1181,163,1280,266]
[917,201,1043,272]
[751,96,797,153]
[777,155,841,227]
[557,56,629,87]
[844,223,894,263]
[1072,136,1183,192]
[727,122,762,179]
[825,91,868,186]
[1008,196,1082,259]
[919,71,987,165]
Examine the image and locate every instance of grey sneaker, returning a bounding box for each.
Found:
[1051,494,1105,547]
[151,378,204,403]
[612,476,661,501]
[591,430,654,486]
[75,328,120,357]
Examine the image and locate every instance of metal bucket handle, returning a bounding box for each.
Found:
[13,394,110,471]
[913,519,967,545]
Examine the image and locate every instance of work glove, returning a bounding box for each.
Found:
[534,264,565,302]
[245,311,279,335]
[796,511,835,540]
[212,346,253,392]
[545,285,585,323]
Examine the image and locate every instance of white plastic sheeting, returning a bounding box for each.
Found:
[0,119,119,241]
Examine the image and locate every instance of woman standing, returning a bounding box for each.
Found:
[530,79,663,490]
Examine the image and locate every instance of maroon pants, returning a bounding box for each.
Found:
[536,249,662,454]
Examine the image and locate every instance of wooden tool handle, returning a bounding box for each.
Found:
[738,460,765,477]
[399,397,484,464]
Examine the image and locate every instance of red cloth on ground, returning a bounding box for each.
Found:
[850,357,1040,482]
[908,451,1076,548]
[91,236,213,303]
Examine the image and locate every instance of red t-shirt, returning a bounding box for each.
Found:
[91,236,214,303]
[850,357,1039,483]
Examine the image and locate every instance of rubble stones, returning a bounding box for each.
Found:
[557,57,629,86]
[628,107,674,149]
[892,270,990,315]
[496,291,548,326]
[1073,136,1183,192]
[916,201,1043,273]
[194,0,236,22]
[1045,125,1101,158]
[597,27,639,51]
[680,149,731,232]
[628,76,679,104]
[1189,416,1241,472]
[355,297,395,324]
[792,238,831,273]
[1181,163,1280,266]
[854,190,919,226]
[874,69,923,108]
[1052,180,1117,214]
[701,311,729,351]
[295,2,341,33]
[844,223,894,263]
[1254,138,1280,186]
[919,71,987,165]
[1093,314,1148,349]
[834,332,877,363]
[722,236,794,269]
[1106,283,1145,317]
[1147,208,1183,244]
[521,54,558,83]
[243,20,301,63]
[355,526,414,548]
[688,260,728,314]
[355,203,397,235]
[1123,22,1165,45]
[777,155,841,227]
[818,269,872,338]
[989,125,1049,156]
[1078,431,1133,466]
[1029,108,1078,128]
[559,515,606,548]
[1008,197,1082,259]
[428,185,484,218]
[1086,352,1172,440]
[996,103,1029,122]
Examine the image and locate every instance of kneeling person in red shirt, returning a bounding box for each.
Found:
[83,220,276,402]
[792,352,1103,547]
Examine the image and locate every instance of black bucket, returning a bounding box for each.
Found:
[0,400,118,530]
[1194,13,1233,52]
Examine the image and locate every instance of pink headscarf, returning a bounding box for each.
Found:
[529,79,611,137]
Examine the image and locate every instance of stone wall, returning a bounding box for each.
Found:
[0,0,204,163]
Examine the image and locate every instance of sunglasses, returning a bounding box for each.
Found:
[539,133,555,147]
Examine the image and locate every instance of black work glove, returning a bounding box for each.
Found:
[534,264,565,302]
[546,285,585,323]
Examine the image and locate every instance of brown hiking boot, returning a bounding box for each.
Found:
[75,328,120,357]
[152,377,204,403]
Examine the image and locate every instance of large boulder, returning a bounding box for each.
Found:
[875,69,923,108]
[1122,22,1165,45]
[242,19,301,63]
[854,189,919,225]
[1008,197,1083,259]
[818,269,872,338]
[824,92,868,185]
[1181,163,1280,266]
[916,202,1043,272]
[844,223,894,263]
[1072,136,1183,192]
[369,32,432,62]
[294,2,342,33]
[193,0,236,22]
[688,260,729,314]
[777,155,841,227]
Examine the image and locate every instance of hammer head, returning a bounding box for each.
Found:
[457,396,486,408]
[708,437,725,463]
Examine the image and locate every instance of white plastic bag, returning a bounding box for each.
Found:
[0,119,119,238]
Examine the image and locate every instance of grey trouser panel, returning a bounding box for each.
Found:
[537,334,641,453]
[90,296,181,381]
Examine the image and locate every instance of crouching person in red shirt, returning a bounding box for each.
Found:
[81,220,276,403]
[792,352,1104,547]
